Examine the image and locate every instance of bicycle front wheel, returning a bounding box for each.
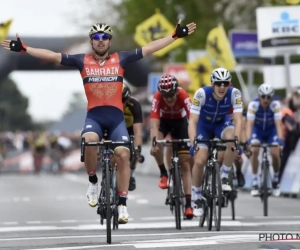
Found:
[105,163,112,244]
[262,161,269,217]
[173,163,181,230]
[212,163,222,231]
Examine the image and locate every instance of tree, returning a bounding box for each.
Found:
[0,77,36,131]
[63,91,87,117]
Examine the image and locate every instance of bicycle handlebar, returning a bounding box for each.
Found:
[250,143,280,148]
[152,136,190,147]
[80,136,134,162]
[193,136,239,151]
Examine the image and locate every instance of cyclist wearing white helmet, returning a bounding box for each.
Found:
[1,19,196,224]
[188,67,243,217]
[246,83,283,197]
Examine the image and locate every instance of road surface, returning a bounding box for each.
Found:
[1,172,300,250]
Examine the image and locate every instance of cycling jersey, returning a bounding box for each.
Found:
[246,98,281,131]
[191,86,243,123]
[247,98,282,144]
[61,49,143,112]
[124,96,143,137]
[150,88,191,120]
[191,86,242,148]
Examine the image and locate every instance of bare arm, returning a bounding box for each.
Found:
[188,113,199,146]
[233,112,243,140]
[26,47,62,64]
[241,117,247,142]
[246,119,254,141]
[133,123,143,148]
[150,119,160,139]
[142,20,196,57]
[275,119,283,140]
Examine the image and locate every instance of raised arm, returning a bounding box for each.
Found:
[142,19,196,57]
[1,33,61,63]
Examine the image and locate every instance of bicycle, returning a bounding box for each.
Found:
[195,136,238,231]
[80,135,134,244]
[249,143,280,217]
[152,136,190,230]
[227,165,238,220]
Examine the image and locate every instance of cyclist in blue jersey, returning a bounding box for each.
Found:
[246,83,283,197]
[188,68,243,217]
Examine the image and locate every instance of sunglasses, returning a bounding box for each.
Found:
[92,33,110,41]
[214,82,230,87]
[162,93,176,98]
[261,95,271,100]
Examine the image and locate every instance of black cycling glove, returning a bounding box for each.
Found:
[9,37,27,53]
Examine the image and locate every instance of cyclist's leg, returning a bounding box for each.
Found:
[81,114,102,208]
[127,127,136,191]
[268,129,281,196]
[249,127,262,196]
[192,124,210,217]
[150,119,168,189]
[173,118,193,218]
[215,119,236,191]
[109,110,131,223]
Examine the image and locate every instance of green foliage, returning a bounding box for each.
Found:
[0,78,37,131]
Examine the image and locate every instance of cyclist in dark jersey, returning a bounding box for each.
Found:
[122,83,143,191]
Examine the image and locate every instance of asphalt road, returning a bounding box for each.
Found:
[1,172,300,250]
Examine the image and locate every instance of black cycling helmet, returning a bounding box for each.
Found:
[122,83,131,102]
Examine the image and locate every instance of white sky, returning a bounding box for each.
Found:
[1,0,118,122]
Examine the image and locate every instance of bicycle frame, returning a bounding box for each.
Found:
[152,136,190,230]
[250,143,279,216]
[80,136,134,244]
[195,136,238,231]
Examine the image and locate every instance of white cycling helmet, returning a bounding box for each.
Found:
[210,67,232,83]
[89,23,113,38]
[258,83,274,97]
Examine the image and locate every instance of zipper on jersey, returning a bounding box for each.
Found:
[212,101,219,123]
[263,111,266,130]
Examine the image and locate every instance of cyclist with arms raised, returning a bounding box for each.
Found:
[122,83,143,191]
[188,68,243,217]
[246,83,283,197]
[1,20,196,223]
[150,74,194,219]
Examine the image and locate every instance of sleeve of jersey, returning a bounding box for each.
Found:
[133,100,143,124]
[246,101,257,120]
[190,88,206,115]
[150,93,160,119]
[231,88,243,113]
[270,100,282,120]
[119,48,143,68]
[181,91,192,118]
[60,54,85,71]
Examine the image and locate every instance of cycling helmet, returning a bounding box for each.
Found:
[89,23,113,38]
[211,68,232,83]
[122,83,131,102]
[258,83,274,97]
[157,74,178,94]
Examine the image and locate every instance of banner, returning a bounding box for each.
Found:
[185,55,215,99]
[134,10,185,57]
[206,23,237,71]
[0,19,13,43]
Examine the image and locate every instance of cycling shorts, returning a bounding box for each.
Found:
[159,118,189,153]
[81,106,130,150]
[196,116,234,148]
[250,126,278,145]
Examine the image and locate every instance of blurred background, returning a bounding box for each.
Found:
[0,0,300,186]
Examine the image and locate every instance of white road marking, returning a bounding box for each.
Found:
[1,231,299,242]
[60,220,77,223]
[19,234,261,250]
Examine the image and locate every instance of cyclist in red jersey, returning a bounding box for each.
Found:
[1,20,196,224]
[150,74,194,219]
